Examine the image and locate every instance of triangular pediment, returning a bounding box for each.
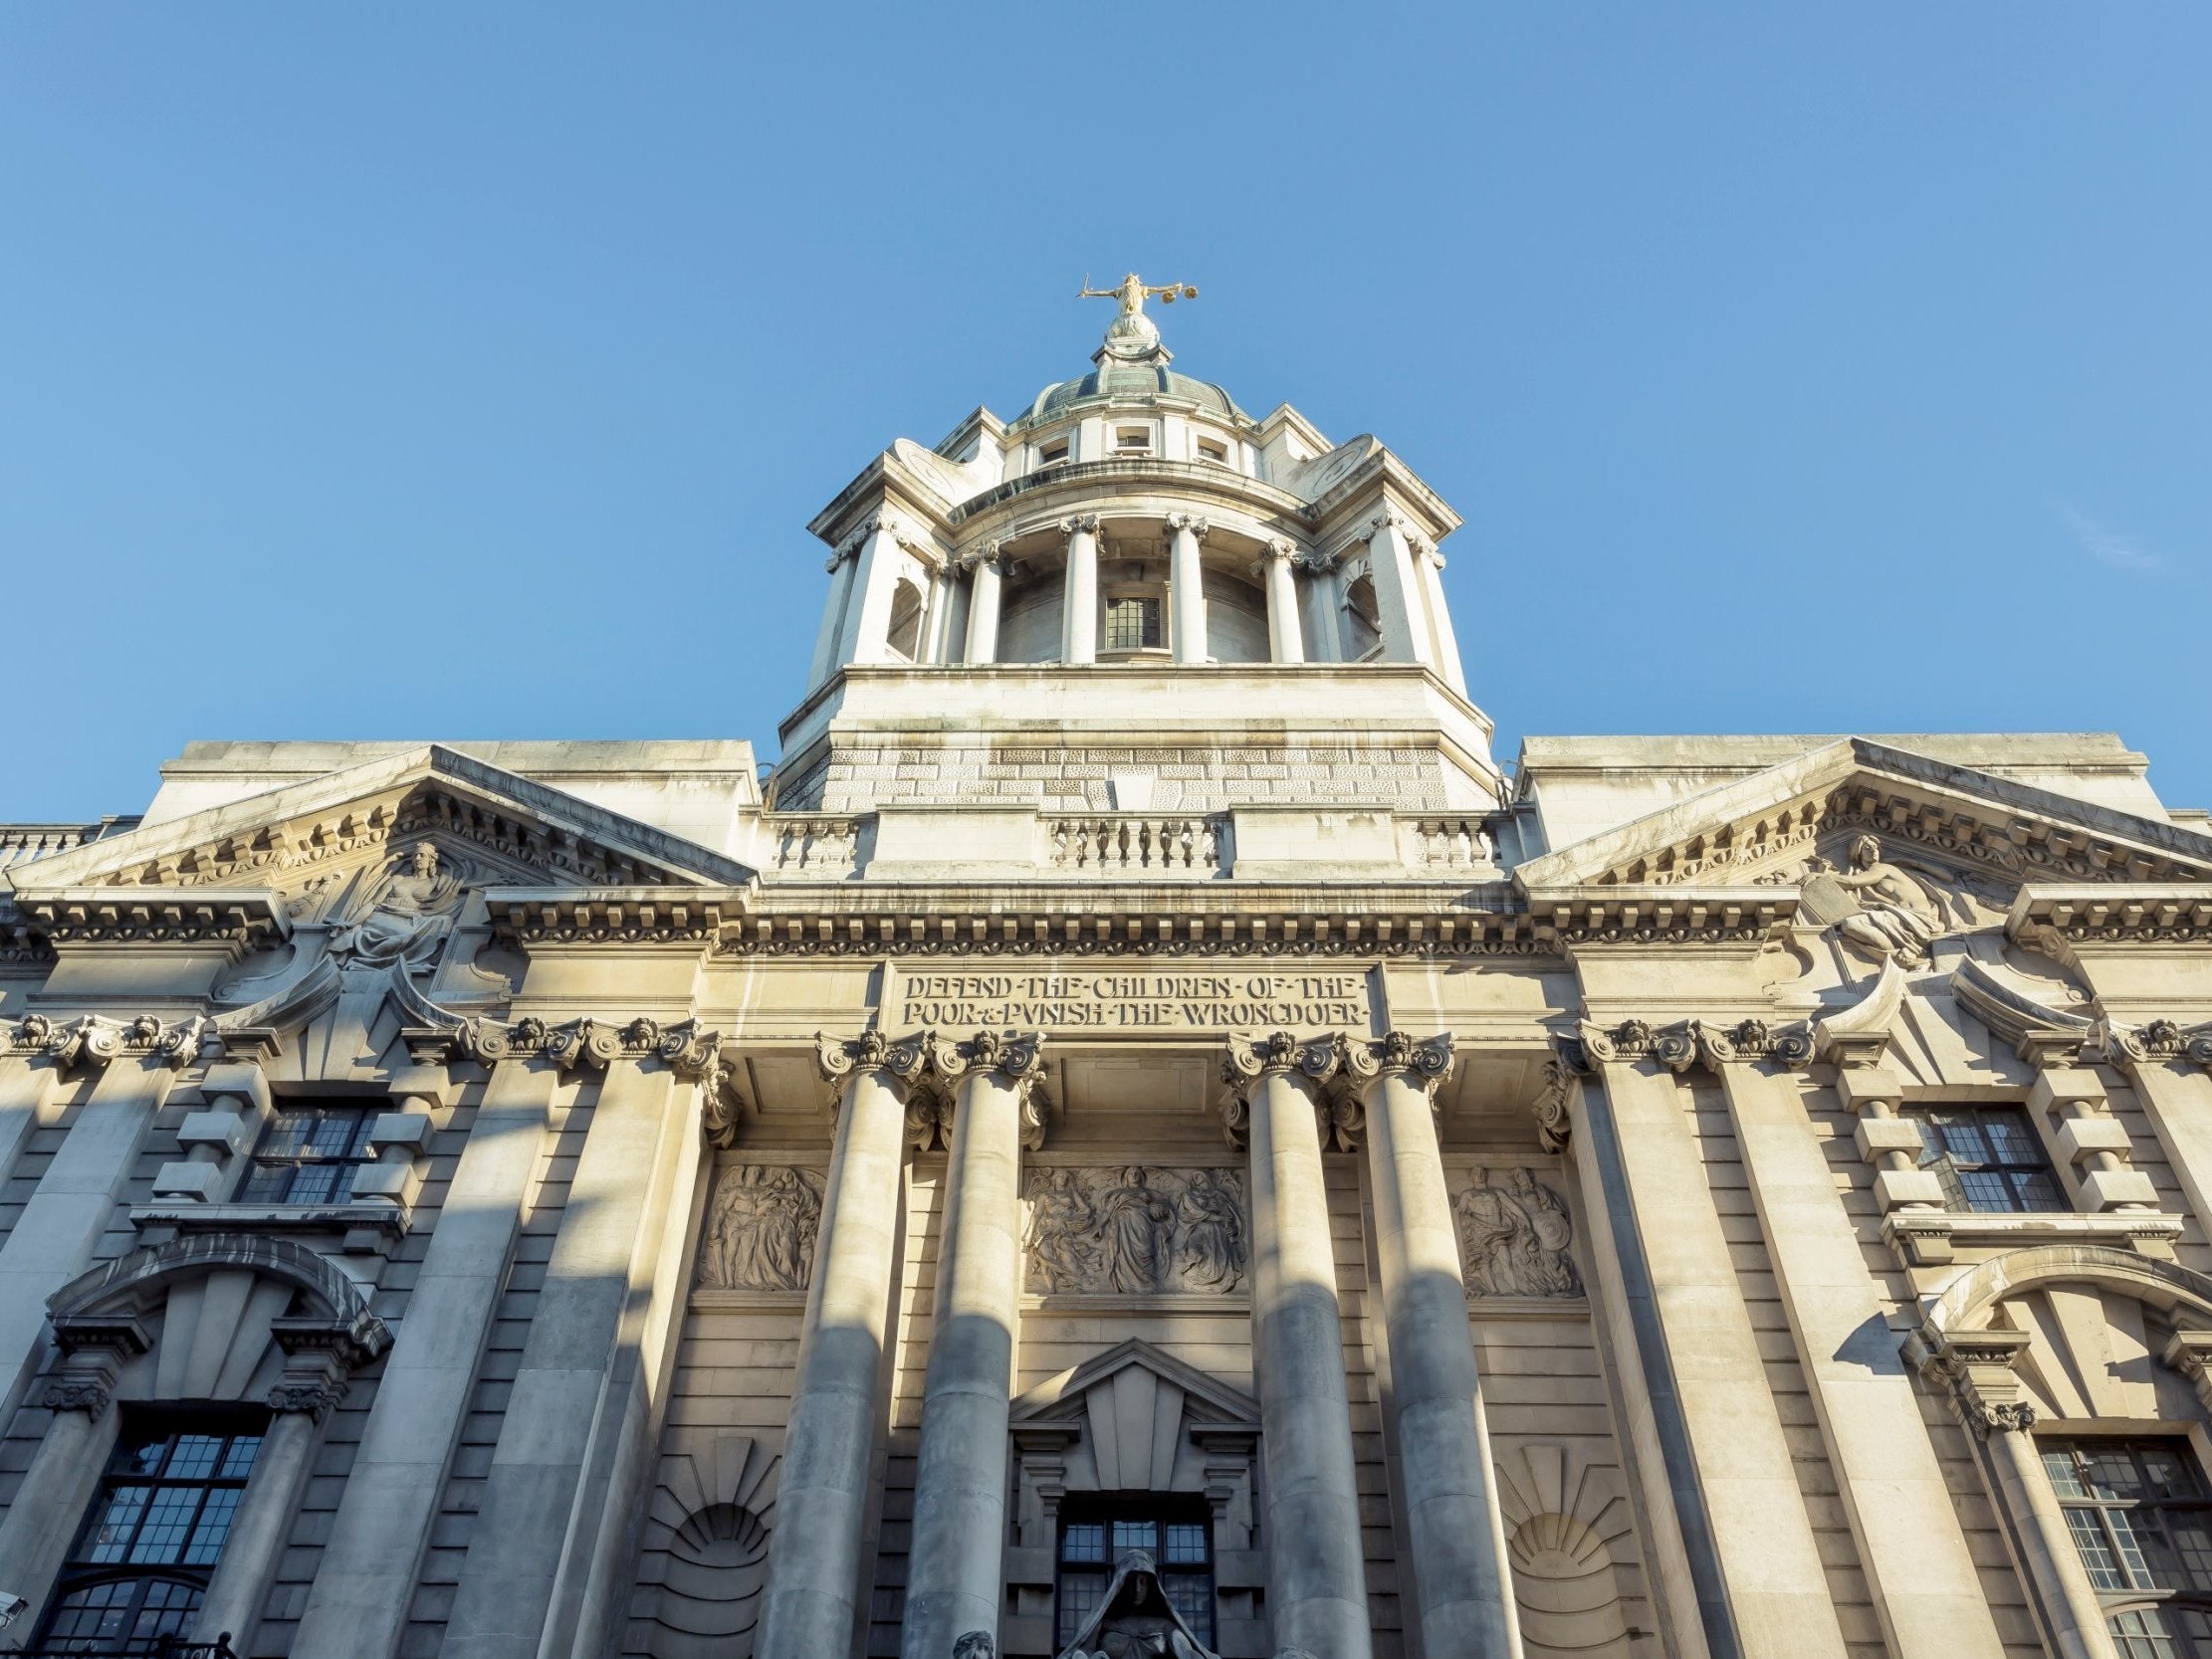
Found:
[4,743,757,904]
[1011,1338,1258,1431]
[1516,738,2212,900]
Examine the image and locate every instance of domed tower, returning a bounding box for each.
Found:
[776,278,1501,818]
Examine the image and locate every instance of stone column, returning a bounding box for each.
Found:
[443,1023,702,1659]
[1341,1033,1513,1656]
[1357,510,1431,671]
[291,1042,556,1659]
[1412,536,1467,696]
[811,536,861,688]
[964,546,1005,666]
[1221,1033,1372,1659]
[900,1032,1047,1659]
[757,1031,926,1659]
[0,1018,195,1428]
[1576,1031,1852,1659]
[1261,539,1304,665]
[0,1318,138,1634]
[836,514,911,668]
[1918,1331,2116,1659]
[1168,514,1209,664]
[1060,517,1099,665]
[1707,1046,2008,1659]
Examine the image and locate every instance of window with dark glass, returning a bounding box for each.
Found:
[38,1416,263,1654]
[1901,1105,2066,1214]
[1343,575,1382,659]
[238,1105,377,1204]
[1104,596,1163,652]
[1055,1499,1213,1651]
[2045,1438,2212,1657]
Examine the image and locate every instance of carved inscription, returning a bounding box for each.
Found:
[1024,1166,1247,1295]
[697,1165,824,1292]
[1454,1167,1583,1299]
[900,971,1367,1032]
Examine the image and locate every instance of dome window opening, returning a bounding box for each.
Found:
[1344,573,1384,661]
[1115,424,1153,456]
[1196,435,1228,465]
[1104,594,1163,653]
[1038,435,1071,470]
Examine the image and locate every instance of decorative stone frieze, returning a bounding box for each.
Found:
[1021,1165,1246,1295]
[1452,1167,1582,1300]
[696,1165,825,1293]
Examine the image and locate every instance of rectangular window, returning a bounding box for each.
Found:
[1115,426,1152,454]
[239,1106,378,1205]
[41,1416,264,1652]
[1103,596,1163,652]
[1196,437,1227,464]
[2046,1437,2212,1652]
[1901,1105,2066,1214]
[1038,437,1070,468]
[1055,1500,1214,1650]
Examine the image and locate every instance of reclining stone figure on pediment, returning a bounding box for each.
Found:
[1054,1550,1220,1659]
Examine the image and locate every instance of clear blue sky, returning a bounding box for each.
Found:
[4,7,2206,823]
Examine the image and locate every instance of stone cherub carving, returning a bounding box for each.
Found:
[1802,834,1948,966]
[1055,1550,1219,1659]
[1454,1167,1583,1299]
[697,1165,825,1292]
[328,841,467,970]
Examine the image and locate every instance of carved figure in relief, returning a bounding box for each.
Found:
[1453,1168,1581,1300]
[698,1165,823,1292]
[1026,1169,1102,1292]
[1098,1168,1177,1293]
[1175,1168,1245,1291]
[328,841,466,970]
[1024,1168,1247,1295]
[1806,834,1947,966]
[1056,1550,1219,1659]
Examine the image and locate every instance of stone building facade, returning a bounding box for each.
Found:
[4,282,2212,1659]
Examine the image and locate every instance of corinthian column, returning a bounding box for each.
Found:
[963,545,1005,666]
[1221,1033,1373,1659]
[757,1030,926,1659]
[900,1031,1048,1659]
[1260,539,1304,664]
[1341,1033,1513,1656]
[1060,517,1099,665]
[1168,514,1209,664]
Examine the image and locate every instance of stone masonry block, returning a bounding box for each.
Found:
[1873,1167,1945,1211]
[198,1061,272,1115]
[367,1111,436,1154]
[2080,1167,2160,1211]
[1854,1117,1926,1161]
[176,1109,253,1158]
[2032,1068,2109,1114]
[1836,1068,1906,1112]
[151,1160,224,1202]
[349,1162,414,1202]
[2054,1117,2133,1164]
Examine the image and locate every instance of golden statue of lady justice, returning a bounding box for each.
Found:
[1079,272,1200,313]
[1080,273,1198,360]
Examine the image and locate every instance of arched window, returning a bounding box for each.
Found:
[1343,574,1382,660]
[885,578,925,661]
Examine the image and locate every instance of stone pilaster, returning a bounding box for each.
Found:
[900,1031,1047,1659]
[1220,1032,1373,1659]
[1338,1031,1515,1657]
[755,1030,925,1659]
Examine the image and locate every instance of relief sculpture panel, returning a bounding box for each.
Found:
[697,1165,825,1292]
[1454,1167,1583,1299]
[1023,1166,1246,1295]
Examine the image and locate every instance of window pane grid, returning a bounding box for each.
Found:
[1905,1105,2069,1215]
[245,1105,376,1204]
[1056,1500,1214,1650]
[2048,1435,2212,1647]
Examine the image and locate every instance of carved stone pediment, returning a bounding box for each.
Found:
[1517,738,2212,899]
[11,743,757,903]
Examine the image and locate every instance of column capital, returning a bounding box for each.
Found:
[923,1029,1050,1149]
[1166,513,1211,541]
[9,1012,206,1077]
[1220,1031,1351,1148]
[1532,1057,1576,1153]
[1263,536,1299,564]
[1575,1014,1814,1074]
[42,1313,150,1416]
[1342,1031,1454,1092]
[1057,514,1100,539]
[1360,508,1413,544]
[957,539,1008,575]
[1909,1328,2037,1437]
[815,1029,928,1094]
[2102,1015,2212,1073]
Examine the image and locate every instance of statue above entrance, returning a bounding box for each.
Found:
[1054,1549,1220,1659]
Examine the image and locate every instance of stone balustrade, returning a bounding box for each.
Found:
[1401,814,1499,871]
[1044,814,1225,874]
[767,814,868,876]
